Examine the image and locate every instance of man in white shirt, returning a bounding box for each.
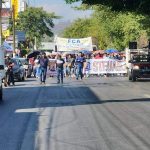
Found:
[56,54,65,84]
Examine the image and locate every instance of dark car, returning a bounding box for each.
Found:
[11,58,26,81]
[128,54,150,81]
[17,58,32,78]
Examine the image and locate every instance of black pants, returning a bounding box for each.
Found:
[7,71,14,85]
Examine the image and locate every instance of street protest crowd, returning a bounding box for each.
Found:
[3,50,127,86]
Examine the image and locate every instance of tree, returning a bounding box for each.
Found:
[65,0,150,15]
[63,6,147,50]
[15,7,59,49]
[63,18,92,38]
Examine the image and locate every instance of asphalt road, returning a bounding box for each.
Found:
[0,76,150,150]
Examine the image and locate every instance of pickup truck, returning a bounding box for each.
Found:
[128,54,150,81]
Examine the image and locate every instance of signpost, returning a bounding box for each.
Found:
[11,0,19,53]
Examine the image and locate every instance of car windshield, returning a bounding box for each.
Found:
[11,59,18,65]
[19,59,28,65]
[132,55,150,62]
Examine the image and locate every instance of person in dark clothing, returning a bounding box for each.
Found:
[7,62,15,86]
[75,52,85,80]
[56,54,65,84]
[39,53,49,84]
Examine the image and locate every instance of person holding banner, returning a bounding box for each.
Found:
[75,52,85,80]
[56,54,65,84]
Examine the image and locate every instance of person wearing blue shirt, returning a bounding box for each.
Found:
[75,52,85,80]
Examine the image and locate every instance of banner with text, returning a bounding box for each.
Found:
[47,59,57,76]
[89,59,127,74]
[55,37,93,51]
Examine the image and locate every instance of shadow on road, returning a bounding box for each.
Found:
[0,82,150,149]
[1,83,150,108]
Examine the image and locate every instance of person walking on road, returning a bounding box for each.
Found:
[75,52,85,80]
[7,61,15,86]
[56,54,65,84]
[39,52,49,84]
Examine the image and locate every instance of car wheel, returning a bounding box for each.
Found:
[22,73,25,81]
[131,73,136,82]
[18,74,22,81]
[128,72,132,80]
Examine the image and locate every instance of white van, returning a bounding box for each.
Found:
[0,46,5,100]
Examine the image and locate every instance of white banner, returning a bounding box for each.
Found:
[55,37,93,51]
[88,59,127,74]
[47,59,57,76]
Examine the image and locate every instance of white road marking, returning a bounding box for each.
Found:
[144,94,150,98]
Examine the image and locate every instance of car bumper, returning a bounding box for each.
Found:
[133,70,150,78]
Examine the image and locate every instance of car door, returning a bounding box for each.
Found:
[18,60,25,78]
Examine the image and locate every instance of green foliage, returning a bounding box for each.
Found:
[63,18,92,38]
[65,0,150,15]
[15,7,59,48]
[21,49,28,57]
[63,6,148,50]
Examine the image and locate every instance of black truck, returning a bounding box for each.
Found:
[127,50,150,81]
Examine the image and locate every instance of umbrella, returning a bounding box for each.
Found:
[27,50,40,58]
[79,50,92,55]
[105,49,118,53]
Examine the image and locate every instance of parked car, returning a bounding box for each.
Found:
[10,58,26,81]
[17,58,32,78]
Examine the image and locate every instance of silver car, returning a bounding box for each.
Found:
[17,58,32,78]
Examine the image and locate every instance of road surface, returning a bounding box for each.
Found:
[0,77,150,150]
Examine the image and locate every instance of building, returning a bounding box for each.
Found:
[39,42,55,52]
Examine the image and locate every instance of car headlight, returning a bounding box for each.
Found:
[133,65,139,70]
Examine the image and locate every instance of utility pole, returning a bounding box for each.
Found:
[12,4,16,53]
[0,0,2,46]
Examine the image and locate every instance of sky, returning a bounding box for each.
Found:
[2,0,92,34]
[29,0,92,23]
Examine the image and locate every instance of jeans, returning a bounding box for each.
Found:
[76,66,83,79]
[57,67,63,83]
[36,67,41,78]
[66,66,72,76]
[40,67,47,82]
